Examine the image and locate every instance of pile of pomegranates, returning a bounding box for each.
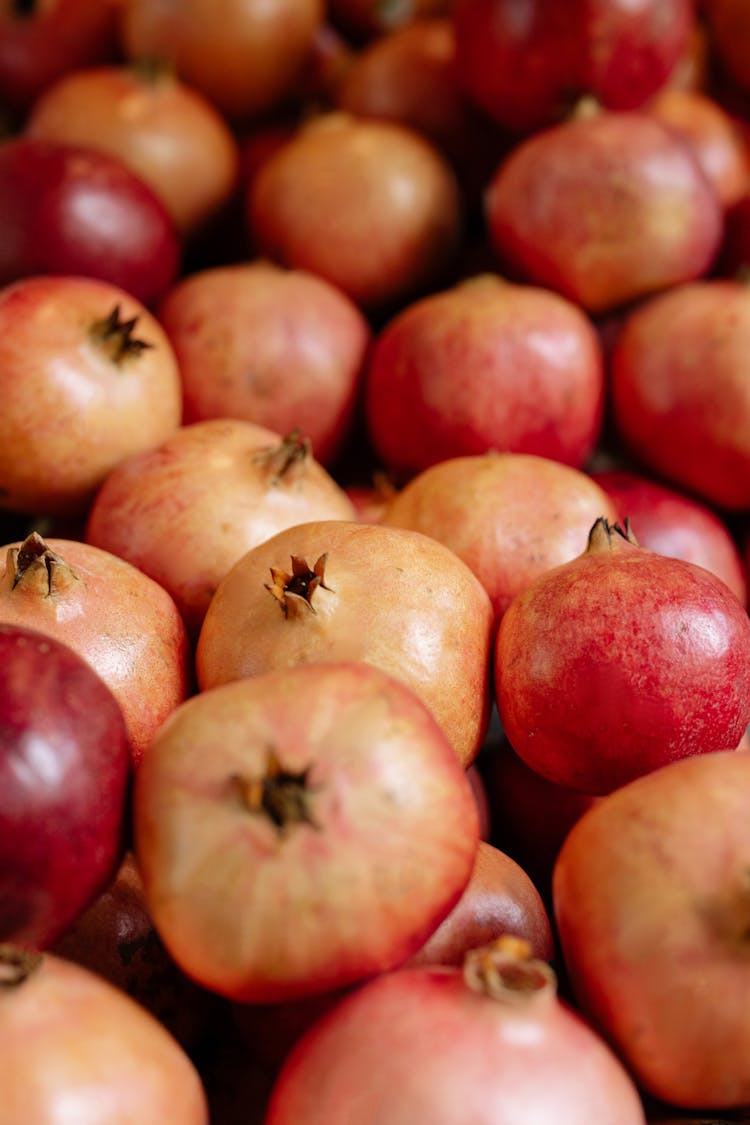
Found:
[2,0,750,1121]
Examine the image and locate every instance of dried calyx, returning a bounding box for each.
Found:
[586,515,639,552]
[0,945,42,987]
[89,304,154,365]
[253,428,312,486]
[463,936,557,1004]
[229,749,319,834]
[6,531,79,596]
[265,553,332,617]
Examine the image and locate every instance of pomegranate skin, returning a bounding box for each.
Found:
[610,279,750,511]
[495,519,750,794]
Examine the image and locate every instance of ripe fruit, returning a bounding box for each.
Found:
[495,517,750,794]
[0,275,182,518]
[0,0,120,116]
[592,468,747,605]
[0,137,180,305]
[364,273,605,476]
[247,112,463,311]
[25,62,239,236]
[135,662,480,1002]
[610,277,750,510]
[196,519,494,767]
[85,420,357,639]
[0,946,208,1123]
[118,0,324,122]
[380,452,618,620]
[406,840,555,967]
[264,938,647,1123]
[0,623,130,949]
[485,107,723,314]
[0,533,191,765]
[554,749,750,1108]
[453,0,695,133]
[156,260,370,466]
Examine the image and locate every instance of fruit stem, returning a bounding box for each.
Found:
[6,532,80,597]
[0,945,42,987]
[463,936,557,1004]
[586,516,639,553]
[229,749,319,834]
[89,305,154,366]
[253,429,312,486]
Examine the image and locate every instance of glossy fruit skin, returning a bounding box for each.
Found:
[134,662,480,1002]
[495,520,750,794]
[0,536,191,766]
[264,955,647,1124]
[0,623,130,950]
[380,452,618,620]
[156,260,370,466]
[0,274,182,518]
[247,112,463,312]
[86,419,357,639]
[553,749,750,1108]
[364,274,605,476]
[610,279,750,511]
[0,138,180,306]
[592,468,747,605]
[453,0,695,134]
[196,519,494,767]
[0,949,208,1123]
[485,110,723,314]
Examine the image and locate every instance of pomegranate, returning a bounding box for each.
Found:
[0,137,181,306]
[85,421,356,639]
[364,273,605,477]
[51,851,219,1050]
[247,112,463,312]
[0,274,182,519]
[264,938,647,1124]
[453,0,695,134]
[495,517,750,794]
[156,260,370,467]
[0,945,208,1123]
[0,533,191,766]
[0,623,130,950]
[592,467,747,605]
[610,277,750,511]
[118,0,324,122]
[485,107,723,315]
[406,841,555,967]
[25,62,239,236]
[380,451,619,620]
[196,519,494,767]
[554,749,750,1108]
[134,662,480,1002]
[644,86,750,210]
